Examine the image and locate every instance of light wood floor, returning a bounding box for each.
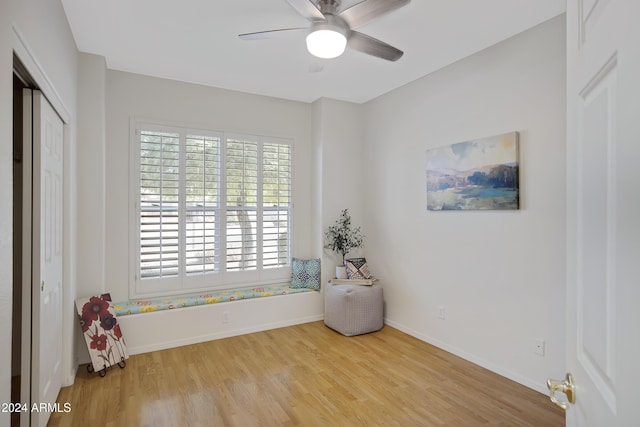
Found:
[49,322,564,426]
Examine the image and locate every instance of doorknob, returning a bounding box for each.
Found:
[547,373,575,410]
[41,281,44,292]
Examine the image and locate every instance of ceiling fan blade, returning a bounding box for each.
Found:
[238,28,306,41]
[340,0,410,29]
[285,0,325,21]
[348,31,404,61]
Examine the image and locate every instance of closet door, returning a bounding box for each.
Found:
[30,90,64,427]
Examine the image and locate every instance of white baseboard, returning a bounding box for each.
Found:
[62,365,78,387]
[384,317,548,395]
[77,291,324,364]
[126,313,324,356]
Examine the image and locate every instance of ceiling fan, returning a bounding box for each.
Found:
[239,0,410,61]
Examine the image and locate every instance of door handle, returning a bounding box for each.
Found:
[547,373,575,410]
[41,281,44,292]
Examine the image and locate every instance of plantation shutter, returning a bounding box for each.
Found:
[134,122,293,296]
[139,130,180,279]
[262,142,291,268]
[226,138,258,271]
[185,134,221,274]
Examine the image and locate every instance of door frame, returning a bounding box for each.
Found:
[17,83,34,427]
[11,24,74,425]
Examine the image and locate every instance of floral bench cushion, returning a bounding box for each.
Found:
[113,283,314,316]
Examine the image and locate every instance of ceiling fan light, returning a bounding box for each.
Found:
[306,29,347,59]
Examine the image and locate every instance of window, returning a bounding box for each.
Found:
[132,122,292,297]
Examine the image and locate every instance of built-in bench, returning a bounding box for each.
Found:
[110,283,323,357]
[113,283,314,316]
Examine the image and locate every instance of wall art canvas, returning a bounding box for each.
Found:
[426,132,519,210]
[76,293,129,376]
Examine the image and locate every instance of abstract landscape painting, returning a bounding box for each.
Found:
[426,132,519,210]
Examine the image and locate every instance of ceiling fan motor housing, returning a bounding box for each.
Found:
[309,14,349,38]
[316,0,341,16]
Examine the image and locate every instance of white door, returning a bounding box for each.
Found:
[31,90,64,427]
[558,1,640,425]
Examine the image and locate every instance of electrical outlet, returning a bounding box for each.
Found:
[437,306,445,320]
[223,311,229,324]
[535,339,545,356]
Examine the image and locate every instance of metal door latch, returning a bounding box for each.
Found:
[547,373,576,410]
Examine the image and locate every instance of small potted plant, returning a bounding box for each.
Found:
[324,209,364,279]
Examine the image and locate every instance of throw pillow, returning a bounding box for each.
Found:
[291,258,321,290]
[345,258,371,280]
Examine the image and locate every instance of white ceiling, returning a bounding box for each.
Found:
[61,0,566,104]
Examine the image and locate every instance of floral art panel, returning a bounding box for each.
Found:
[75,293,129,373]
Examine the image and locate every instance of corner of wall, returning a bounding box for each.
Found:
[310,98,367,284]
[76,52,107,297]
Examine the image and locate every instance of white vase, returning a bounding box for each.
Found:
[336,265,348,279]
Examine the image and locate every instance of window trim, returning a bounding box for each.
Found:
[129,119,294,299]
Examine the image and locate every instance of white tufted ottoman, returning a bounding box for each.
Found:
[324,283,383,336]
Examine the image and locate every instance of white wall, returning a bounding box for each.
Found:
[0,8,13,413]
[0,0,78,419]
[311,98,365,284]
[76,53,107,295]
[101,70,317,302]
[362,16,567,393]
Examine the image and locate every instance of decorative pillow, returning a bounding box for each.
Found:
[291,258,321,290]
[345,258,371,280]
